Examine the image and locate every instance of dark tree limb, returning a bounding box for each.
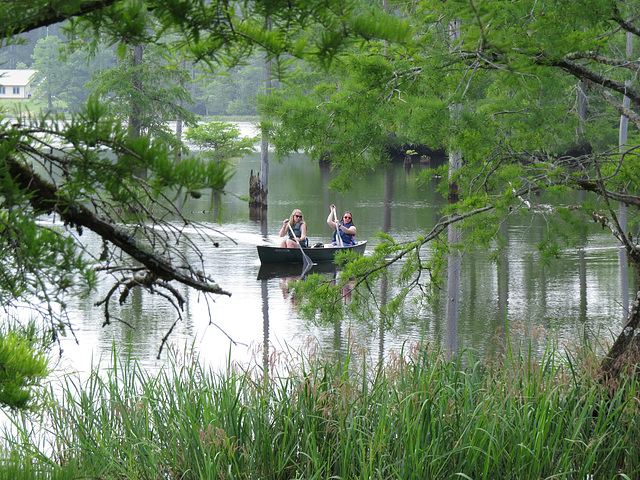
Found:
[576,181,640,209]
[6,155,231,297]
[0,1,121,39]
[551,57,640,106]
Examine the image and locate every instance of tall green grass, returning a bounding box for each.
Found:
[5,338,640,479]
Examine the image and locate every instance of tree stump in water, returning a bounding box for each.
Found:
[249,169,267,208]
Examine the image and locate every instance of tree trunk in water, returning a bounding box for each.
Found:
[617,30,632,321]
[445,20,462,357]
[250,18,272,210]
[258,133,269,207]
[261,278,270,373]
[446,146,462,357]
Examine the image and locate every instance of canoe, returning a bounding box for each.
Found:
[257,240,367,264]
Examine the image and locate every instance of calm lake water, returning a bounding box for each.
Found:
[45,145,634,377]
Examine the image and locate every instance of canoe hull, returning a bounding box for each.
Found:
[257,241,367,264]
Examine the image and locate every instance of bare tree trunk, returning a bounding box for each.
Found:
[130,44,143,140]
[259,130,269,207]
[130,44,146,179]
[175,58,186,164]
[261,278,270,372]
[446,145,462,357]
[617,30,633,321]
[378,167,393,363]
[445,20,462,357]
[251,17,272,210]
[577,80,587,137]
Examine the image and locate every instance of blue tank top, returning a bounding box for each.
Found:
[333,222,355,245]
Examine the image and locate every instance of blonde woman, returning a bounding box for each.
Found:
[279,209,308,248]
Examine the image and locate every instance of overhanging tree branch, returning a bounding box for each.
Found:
[576,179,640,208]
[0,1,121,39]
[564,51,640,73]
[548,56,640,106]
[6,155,231,297]
[592,81,640,131]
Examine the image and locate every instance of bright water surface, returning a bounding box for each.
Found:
[45,139,634,377]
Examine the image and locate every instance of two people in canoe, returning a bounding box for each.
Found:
[279,205,357,248]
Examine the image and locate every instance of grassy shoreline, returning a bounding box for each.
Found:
[2,336,639,479]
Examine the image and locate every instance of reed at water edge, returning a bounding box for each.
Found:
[3,333,640,479]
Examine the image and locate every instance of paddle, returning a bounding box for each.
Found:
[332,206,344,247]
[287,222,314,272]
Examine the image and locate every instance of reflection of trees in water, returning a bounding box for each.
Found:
[618,202,629,324]
[378,167,394,363]
[446,221,461,357]
[341,280,355,304]
[280,276,301,309]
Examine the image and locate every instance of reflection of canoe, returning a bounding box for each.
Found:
[257,262,340,280]
[257,241,367,264]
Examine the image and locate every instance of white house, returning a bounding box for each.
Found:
[0,69,38,100]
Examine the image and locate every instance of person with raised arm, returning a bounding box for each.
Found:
[326,204,356,246]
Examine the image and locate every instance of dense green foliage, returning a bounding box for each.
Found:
[1,99,233,334]
[262,0,633,177]
[1,0,410,116]
[0,323,49,410]
[5,339,640,478]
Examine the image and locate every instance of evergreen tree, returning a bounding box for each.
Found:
[88,41,196,146]
[31,35,115,111]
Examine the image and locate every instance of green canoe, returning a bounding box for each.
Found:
[257,241,367,264]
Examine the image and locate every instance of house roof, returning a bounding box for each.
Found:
[0,69,37,87]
